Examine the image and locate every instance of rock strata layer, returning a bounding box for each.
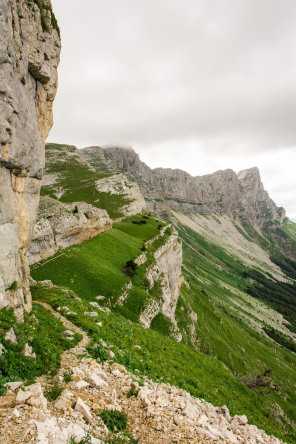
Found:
[0,0,60,317]
[27,196,112,264]
[81,146,285,227]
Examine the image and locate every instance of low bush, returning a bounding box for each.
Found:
[99,409,128,432]
[63,368,72,383]
[127,386,139,399]
[123,259,137,278]
[44,381,64,401]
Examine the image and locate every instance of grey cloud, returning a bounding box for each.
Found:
[49,0,296,217]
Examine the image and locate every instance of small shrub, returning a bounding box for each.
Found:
[99,409,128,432]
[239,369,280,392]
[63,368,72,383]
[127,386,139,399]
[105,436,138,444]
[89,343,109,362]
[8,281,18,291]
[44,381,64,401]
[123,260,137,278]
[142,277,150,291]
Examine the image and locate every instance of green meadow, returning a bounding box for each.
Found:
[29,215,296,441]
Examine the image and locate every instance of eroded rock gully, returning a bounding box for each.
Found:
[0,0,60,318]
[0,305,283,443]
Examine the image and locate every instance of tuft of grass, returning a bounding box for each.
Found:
[88,342,109,362]
[44,381,64,401]
[8,281,18,291]
[126,387,139,399]
[63,368,72,383]
[70,434,91,444]
[99,409,128,433]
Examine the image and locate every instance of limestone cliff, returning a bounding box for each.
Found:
[27,196,112,264]
[95,173,146,218]
[40,144,146,220]
[0,0,60,318]
[81,147,285,229]
[27,144,145,262]
[139,227,183,341]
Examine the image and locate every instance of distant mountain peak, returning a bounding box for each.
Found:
[81,146,285,228]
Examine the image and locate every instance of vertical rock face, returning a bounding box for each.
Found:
[82,146,285,228]
[27,197,112,265]
[140,227,183,341]
[0,0,60,318]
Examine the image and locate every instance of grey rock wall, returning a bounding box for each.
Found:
[0,0,60,318]
[139,227,183,341]
[95,173,146,217]
[81,147,285,228]
[28,197,112,264]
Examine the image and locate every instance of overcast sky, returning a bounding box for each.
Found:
[49,0,296,219]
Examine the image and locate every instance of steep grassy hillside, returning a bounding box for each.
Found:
[171,212,296,337]
[30,214,296,441]
[31,282,295,442]
[31,214,170,324]
[170,212,296,440]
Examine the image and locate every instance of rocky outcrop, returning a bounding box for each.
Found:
[95,173,146,217]
[28,196,112,264]
[139,227,183,341]
[41,143,146,220]
[0,0,60,317]
[0,342,283,443]
[81,147,285,228]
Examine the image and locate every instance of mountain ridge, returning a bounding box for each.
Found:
[81,146,285,228]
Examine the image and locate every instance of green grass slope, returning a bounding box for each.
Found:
[29,214,296,441]
[0,305,81,393]
[31,282,294,442]
[41,143,132,219]
[171,219,296,439]
[31,214,169,322]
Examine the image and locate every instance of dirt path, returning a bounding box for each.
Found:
[36,301,89,348]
